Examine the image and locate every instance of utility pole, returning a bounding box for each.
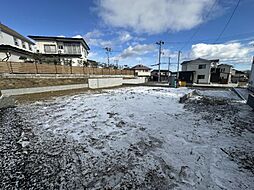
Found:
[177,51,181,79]
[168,57,171,72]
[156,40,164,82]
[168,57,171,81]
[105,47,111,66]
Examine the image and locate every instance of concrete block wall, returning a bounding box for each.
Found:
[88,78,123,89]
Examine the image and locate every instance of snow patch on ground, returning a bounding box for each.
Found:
[1,87,253,189]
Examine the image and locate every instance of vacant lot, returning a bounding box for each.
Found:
[0,87,253,189]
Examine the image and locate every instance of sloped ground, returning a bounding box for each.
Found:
[0,78,88,90]
[0,87,253,189]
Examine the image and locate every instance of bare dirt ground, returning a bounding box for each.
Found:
[0,87,253,189]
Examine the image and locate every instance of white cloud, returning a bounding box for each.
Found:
[72,35,83,38]
[87,52,98,59]
[119,44,156,59]
[96,0,216,34]
[82,30,113,47]
[84,29,103,39]
[190,42,254,64]
[118,32,133,43]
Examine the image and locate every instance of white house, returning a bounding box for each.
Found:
[131,64,151,77]
[181,58,219,84]
[249,58,254,92]
[0,23,35,62]
[28,36,90,66]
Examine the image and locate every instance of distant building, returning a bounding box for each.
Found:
[181,58,219,84]
[0,23,35,62]
[210,64,233,84]
[131,64,151,77]
[151,69,171,81]
[231,69,249,83]
[28,35,90,66]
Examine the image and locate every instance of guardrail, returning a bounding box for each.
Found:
[0,61,134,76]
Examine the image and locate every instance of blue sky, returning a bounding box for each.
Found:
[1,0,254,71]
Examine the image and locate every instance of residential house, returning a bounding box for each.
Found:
[231,69,249,83]
[181,58,219,84]
[217,64,233,84]
[0,23,35,62]
[131,64,151,77]
[151,69,171,82]
[28,36,90,66]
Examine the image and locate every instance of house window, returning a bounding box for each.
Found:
[22,41,26,49]
[14,37,19,46]
[64,43,81,54]
[220,68,225,72]
[44,45,56,53]
[197,75,205,79]
[198,64,206,69]
[58,45,63,49]
[29,44,32,51]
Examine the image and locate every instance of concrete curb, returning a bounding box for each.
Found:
[232,88,247,101]
[1,84,89,96]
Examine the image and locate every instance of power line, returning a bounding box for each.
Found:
[179,0,218,51]
[214,0,241,43]
[164,31,254,44]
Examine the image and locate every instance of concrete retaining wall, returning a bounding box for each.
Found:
[0,73,134,79]
[88,78,123,89]
[1,84,88,96]
[123,77,147,84]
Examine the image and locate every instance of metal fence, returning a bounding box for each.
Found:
[0,62,134,75]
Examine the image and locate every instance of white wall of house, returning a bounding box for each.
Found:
[0,30,34,52]
[0,29,34,62]
[34,40,88,66]
[182,61,215,84]
[134,70,151,77]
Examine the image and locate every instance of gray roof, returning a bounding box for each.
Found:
[0,23,35,45]
[131,64,151,70]
[28,35,90,50]
[181,58,219,65]
[218,64,233,67]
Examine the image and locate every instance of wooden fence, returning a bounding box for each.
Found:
[0,61,134,76]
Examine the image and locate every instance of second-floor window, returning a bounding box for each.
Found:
[44,45,56,53]
[14,37,19,46]
[22,41,26,49]
[64,43,81,54]
[29,44,32,51]
[198,64,206,69]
